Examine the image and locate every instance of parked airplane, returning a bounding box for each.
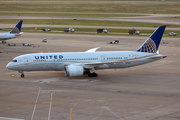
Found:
[6,26,167,78]
[0,20,23,43]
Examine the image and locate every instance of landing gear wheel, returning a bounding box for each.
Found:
[92,73,98,77]
[21,74,24,78]
[88,73,98,77]
[88,73,93,77]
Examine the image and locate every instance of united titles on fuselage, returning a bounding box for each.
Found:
[35,55,63,60]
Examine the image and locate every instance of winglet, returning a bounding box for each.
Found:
[10,20,23,34]
[137,25,166,53]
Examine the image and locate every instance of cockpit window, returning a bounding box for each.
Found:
[12,60,17,62]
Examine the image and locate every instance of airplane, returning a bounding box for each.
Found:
[0,20,23,43]
[6,25,167,78]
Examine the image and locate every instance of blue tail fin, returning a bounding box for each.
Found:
[10,20,23,34]
[137,25,166,53]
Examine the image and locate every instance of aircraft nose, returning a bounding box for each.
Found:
[6,62,12,70]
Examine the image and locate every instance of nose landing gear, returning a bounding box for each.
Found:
[21,74,24,78]
[19,71,24,78]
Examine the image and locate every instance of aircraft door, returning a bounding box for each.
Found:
[132,54,137,59]
[101,55,105,62]
[24,57,28,65]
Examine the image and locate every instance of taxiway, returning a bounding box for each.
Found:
[0,32,180,120]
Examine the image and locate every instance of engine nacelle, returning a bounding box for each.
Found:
[65,65,84,77]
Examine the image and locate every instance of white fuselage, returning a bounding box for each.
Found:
[6,51,164,71]
[0,32,21,40]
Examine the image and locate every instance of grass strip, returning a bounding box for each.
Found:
[0,19,180,28]
[0,1,180,14]
[0,12,143,18]
[1,27,180,37]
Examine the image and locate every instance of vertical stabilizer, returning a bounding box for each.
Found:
[137,25,166,53]
[10,20,23,34]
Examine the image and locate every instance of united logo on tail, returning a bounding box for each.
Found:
[10,20,23,34]
[137,25,166,53]
[137,38,156,53]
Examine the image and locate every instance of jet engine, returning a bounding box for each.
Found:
[65,65,84,77]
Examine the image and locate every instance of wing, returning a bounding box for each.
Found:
[85,47,100,52]
[82,54,166,69]
[62,54,166,70]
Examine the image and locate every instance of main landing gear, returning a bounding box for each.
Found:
[85,71,98,77]
[19,71,24,78]
[2,40,6,44]
[88,72,98,77]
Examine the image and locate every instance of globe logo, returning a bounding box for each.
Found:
[138,38,156,53]
[10,27,20,34]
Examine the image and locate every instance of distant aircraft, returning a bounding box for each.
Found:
[6,26,167,78]
[0,20,23,43]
